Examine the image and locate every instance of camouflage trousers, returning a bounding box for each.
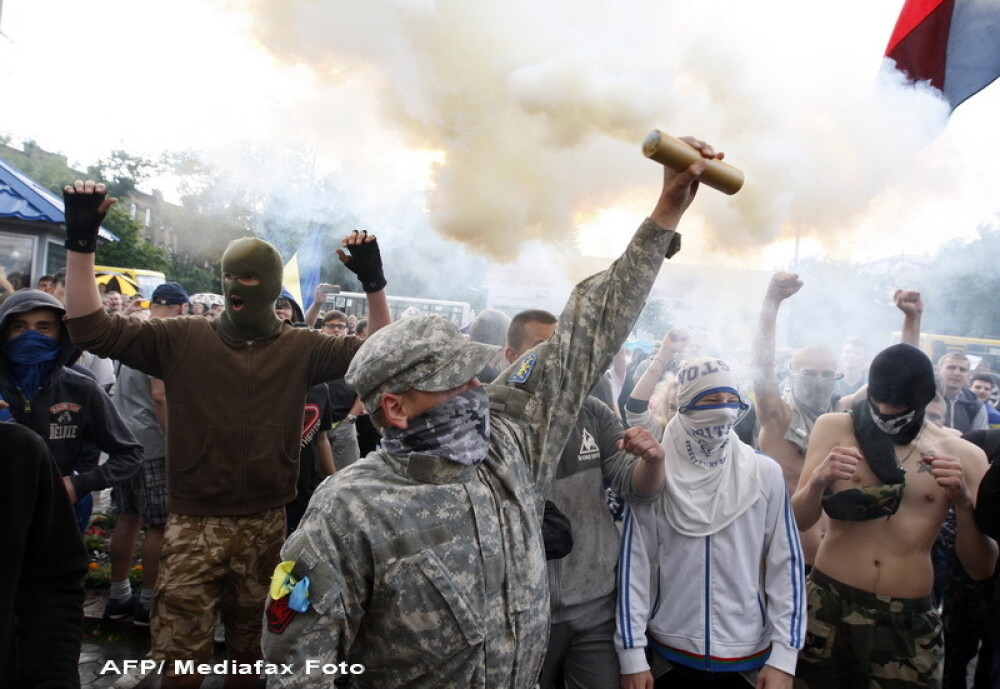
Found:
[795,569,942,689]
[151,508,285,673]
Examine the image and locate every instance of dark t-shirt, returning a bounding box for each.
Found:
[325,378,356,422]
[287,384,334,533]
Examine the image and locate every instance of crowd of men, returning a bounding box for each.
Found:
[2,141,1000,689]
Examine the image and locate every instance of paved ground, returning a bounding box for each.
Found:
[78,491,231,689]
[80,592,225,689]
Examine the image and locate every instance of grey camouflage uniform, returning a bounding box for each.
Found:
[262,219,676,689]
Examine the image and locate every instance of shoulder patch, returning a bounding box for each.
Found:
[266,594,297,633]
[507,352,538,384]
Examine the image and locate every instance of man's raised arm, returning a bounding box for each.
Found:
[499,137,720,487]
[751,272,802,434]
[63,180,117,319]
[336,231,390,335]
[894,289,922,347]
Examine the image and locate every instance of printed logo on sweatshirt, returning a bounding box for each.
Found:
[49,408,78,440]
[577,428,600,463]
[50,402,82,414]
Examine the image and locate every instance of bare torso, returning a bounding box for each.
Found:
[813,416,964,597]
[759,422,822,565]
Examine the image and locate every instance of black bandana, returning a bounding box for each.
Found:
[850,344,936,485]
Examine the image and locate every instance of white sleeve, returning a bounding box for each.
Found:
[624,406,664,440]
[761,462,807,675]
[615,502,656,675]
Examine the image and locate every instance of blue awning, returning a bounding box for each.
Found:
[0,156,118,241]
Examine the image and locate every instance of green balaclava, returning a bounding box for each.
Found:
[218,237,284,341]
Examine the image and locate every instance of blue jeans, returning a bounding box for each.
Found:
[74,492,93,532]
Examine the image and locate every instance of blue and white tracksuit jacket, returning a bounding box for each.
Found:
[615,455,806,677]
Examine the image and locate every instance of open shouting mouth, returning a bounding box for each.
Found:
[230,294,246,312]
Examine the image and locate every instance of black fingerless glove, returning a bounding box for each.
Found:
[63,188,108,253]
[344,237,387,293]
[542,500,574,560]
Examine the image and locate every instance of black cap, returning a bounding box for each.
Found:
[151,282,190,305]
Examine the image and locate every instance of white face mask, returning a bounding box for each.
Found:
[677,405,742,463]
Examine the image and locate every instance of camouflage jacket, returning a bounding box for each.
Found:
[262,219,675,689]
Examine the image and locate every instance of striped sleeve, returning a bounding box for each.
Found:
[762,466,806,675]
[615,502,656,675]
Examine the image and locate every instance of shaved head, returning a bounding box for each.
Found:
[791,344,837,373]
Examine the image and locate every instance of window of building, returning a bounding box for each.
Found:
[46,241,66,276]
[0,232,36,292]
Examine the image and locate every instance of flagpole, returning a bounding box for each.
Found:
[792,223,801,272]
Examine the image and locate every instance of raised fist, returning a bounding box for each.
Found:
[893,289,923,317]
[765,272,803,303]
[336,231,386,293]
[63,180,116,253]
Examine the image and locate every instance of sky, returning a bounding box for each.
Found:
[0,0,997,269]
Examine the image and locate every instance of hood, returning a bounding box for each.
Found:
[0,289,76,377]
[279,288,306,324]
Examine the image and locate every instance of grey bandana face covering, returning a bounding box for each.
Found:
[381,387,491,465]
[792,375,837,412]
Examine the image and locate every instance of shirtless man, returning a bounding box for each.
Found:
[792,343,997,688]
[752,272,838,564]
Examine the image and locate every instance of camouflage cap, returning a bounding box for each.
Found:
[346,315,497,413]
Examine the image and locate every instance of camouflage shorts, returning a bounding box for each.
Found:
[151,508,285,672]
[795,569,942,689]
[110,455,168,525]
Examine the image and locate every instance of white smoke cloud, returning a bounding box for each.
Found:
[2,0,996,266]
[232,0,996,263]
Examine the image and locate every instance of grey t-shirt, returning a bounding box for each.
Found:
[114,364,165,459]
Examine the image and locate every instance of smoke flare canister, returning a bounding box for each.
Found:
[642,130,744,195]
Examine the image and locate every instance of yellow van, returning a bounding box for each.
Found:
[94,265,166,298]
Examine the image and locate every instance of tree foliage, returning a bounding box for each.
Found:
[95,206,171,273]
[0,138,83,194]
[87,150,164,199]
[916,224,1000,339]
[634,298,672,340]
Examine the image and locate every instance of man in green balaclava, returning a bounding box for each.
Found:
[218,237,286,341]
[61,180,390,689]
